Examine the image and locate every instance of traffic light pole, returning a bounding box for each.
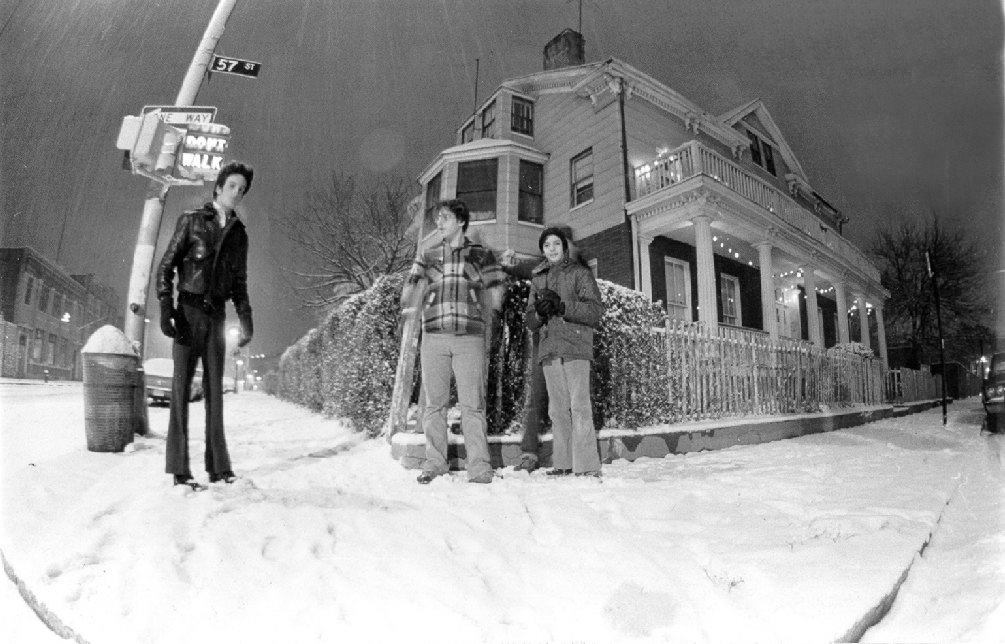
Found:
[123,0,238,354]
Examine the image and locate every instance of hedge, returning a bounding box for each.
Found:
[275,271,671,436]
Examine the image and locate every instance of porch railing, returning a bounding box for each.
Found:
[606,320,933,425]
[633,141,876,278]
[886,368,942,404]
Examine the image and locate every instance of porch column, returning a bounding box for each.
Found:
[639,235,653,300]
[630,215,641,292]
[834,280,850,344]
[803,268,821,345]
[693,214,717,329]
[856,293,871,351]
[875,302,889,369]
[754,242,777,339]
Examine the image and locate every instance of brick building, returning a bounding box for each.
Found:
[0,247,122,379]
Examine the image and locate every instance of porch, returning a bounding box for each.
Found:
[626,140,890,366]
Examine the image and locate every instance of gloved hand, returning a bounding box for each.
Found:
[237,315,253,348]
[159,300,176,338]
[535,289,564,319]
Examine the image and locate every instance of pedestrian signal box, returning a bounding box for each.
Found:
[116,112,230,186]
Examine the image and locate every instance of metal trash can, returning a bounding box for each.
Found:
[81,326,141,452]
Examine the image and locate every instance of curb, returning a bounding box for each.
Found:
[2,549,91,643]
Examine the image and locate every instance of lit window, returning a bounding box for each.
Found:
[518,160,544,224]
[570,148,594,208]
[665,258,692,322]
[456,159,498,221]
[480,100,496,138]
[511,97,534,136]
[720,274,741,326]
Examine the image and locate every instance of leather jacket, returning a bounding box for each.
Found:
[156,203,252,328]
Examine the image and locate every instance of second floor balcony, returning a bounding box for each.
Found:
[631,141,876,280]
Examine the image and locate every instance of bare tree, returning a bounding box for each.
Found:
[872,215,993,366]
[278,172,420,310]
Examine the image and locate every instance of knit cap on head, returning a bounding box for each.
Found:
[538,227,569,252]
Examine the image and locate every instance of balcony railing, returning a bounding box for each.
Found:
[633,141,876,278]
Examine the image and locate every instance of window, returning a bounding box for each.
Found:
[423,172,442,233]
[511,97,534,136]
[37,285,49,312]
[747,130,776,176]
[480,100,496,138]
[53,293,64,318]
[518,160,544,224]
[720,274,741,326]
[456,158,498,221]
[665,259,692,322]
[33,329,43,361]
[570,148,594,207]
[461,121,474,144]
[48,334,56,364]
[24,277,34,305]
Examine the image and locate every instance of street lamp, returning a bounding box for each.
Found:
[227,326,240,394]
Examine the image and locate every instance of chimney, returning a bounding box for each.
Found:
[543,28,585,71]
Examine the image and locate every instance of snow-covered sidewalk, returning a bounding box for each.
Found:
[1,383,1002,643]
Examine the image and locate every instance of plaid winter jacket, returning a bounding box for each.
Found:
[408,237,504,336]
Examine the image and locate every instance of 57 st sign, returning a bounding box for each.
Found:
[211,54,261,79]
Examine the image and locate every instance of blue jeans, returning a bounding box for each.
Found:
[420,333,492,479]
[542,357,600,474]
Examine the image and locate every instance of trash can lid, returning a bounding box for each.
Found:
[81,325,139,356]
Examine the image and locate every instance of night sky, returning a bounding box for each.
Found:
[2,0,1002,357]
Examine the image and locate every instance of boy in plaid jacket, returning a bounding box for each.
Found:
[404,199,505,484]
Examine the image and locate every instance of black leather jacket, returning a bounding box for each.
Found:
[156,203,252,328]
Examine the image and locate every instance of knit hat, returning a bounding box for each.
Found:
[538,227,569,253]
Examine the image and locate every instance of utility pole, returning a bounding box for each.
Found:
[926,250,948,425]
[123,0,239,356]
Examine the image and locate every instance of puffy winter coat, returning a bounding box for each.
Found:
[526,258,604,363]
[156,203,252,327]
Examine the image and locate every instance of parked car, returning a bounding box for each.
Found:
[143,358,203,405]
[981,351,1005,433]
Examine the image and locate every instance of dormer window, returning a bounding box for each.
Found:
[511,97,534,136]
[461,121,474,144]
[746,130,776,176]
[480,100,496,138]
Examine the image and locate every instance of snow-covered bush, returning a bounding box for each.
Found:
[276,272,678,435]
[593,281,674,429]
[827,342,876,358]
[277,274,403,437]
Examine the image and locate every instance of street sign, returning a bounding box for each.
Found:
[141,105,217,126]
[210,55,261,79]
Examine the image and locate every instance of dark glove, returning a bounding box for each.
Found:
[159,300,176,338]
[237,315,253,348]
[536,289,563,319]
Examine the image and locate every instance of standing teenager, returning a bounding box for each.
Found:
[157,161,255,490]
[403,199,505,484]
[526,227,604,477]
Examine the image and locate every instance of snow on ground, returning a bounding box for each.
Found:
[1,382,1002,643]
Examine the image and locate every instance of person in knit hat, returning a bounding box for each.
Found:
[525,227,605,477]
